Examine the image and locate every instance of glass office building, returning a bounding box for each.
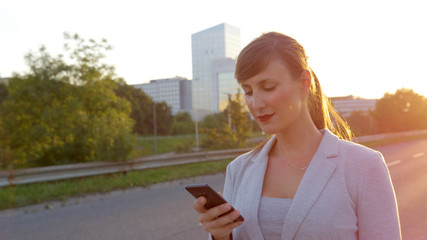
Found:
[133,76,192,115]
[330,95,377,118]
[191,23,241,118]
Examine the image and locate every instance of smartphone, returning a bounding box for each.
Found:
[185,184,244,222]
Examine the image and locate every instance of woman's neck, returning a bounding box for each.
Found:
[273,115,323,161]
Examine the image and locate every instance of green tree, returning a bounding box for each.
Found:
[227,91,251,144]
[200,112,227,129]
[171,112,194,135]
[113,84,174,136]
[345,110,375,136]
[152,101,173,135]
[201,91,251,149]
[201,122,239,150]
[373,88,427,133]
[0,83,8,104]
[0,33,135,169]
[114,83,154,135]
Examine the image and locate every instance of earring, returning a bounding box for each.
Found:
[288,104,293,111]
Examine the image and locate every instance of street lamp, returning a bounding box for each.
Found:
[153,102,157,153]
[193,78,200,151]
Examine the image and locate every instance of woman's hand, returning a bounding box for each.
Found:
[193,196,244,240]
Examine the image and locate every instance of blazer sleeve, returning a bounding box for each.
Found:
[208,162,236,240]
[223,162,235,203]
[357,151,401,239]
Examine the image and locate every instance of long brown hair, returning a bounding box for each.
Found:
[235,32,353,142]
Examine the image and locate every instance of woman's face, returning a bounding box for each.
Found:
[241,59,307,135]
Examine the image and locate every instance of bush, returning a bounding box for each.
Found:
[174,138,194,153]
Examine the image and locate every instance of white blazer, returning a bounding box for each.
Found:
[221,129,401,240]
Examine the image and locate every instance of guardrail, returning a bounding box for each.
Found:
[1,129,426,187]
[0,148,252,187]
[354,130,427,143]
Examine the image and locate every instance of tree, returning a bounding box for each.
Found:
[227,91,251,144]
[0,83,8,104]
[114,84,174,136]
[373,88,427,133]
[200,91,251,150]
[171,112,194,135]
[345,110,375,136]
[152,101,173,135]
[114,83,154,135]
[200,112,227,130]
[0,33,135,169]
[201,122,239,150]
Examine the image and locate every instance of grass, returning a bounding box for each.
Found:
[0,159,232,210]
[1,133,427,211]
[129,135,198,158]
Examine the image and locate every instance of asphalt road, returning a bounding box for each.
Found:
[1,138,426,240]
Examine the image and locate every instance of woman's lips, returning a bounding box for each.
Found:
[257,114,274,123]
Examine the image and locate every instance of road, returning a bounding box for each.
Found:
[385,139,427,240]
[1,138,426,240]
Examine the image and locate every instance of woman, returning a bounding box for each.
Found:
[193,32,401,240]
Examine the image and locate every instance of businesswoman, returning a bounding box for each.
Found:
[193,32,401,240]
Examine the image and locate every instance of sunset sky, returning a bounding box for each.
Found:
[1,0,426,99]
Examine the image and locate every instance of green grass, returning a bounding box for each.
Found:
[129,135,198,158]
[0,159,232,210]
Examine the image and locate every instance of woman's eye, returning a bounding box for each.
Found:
[244,90,253,96]
[264,86,276,91]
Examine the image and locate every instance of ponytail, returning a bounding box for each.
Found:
[308,70,354,141]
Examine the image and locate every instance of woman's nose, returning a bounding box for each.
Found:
[251,92,266,110]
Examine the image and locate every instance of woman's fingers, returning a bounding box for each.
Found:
[200,203,232,222]
[193,196,244,239]
[193,196,207,213]
[210,220,244,239]
[205,209,242,228]
[194,197,234,220]
[208,212,244,240]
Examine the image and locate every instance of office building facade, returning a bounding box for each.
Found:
[191,23,241,118]
[133,76,192,115]
[331,95,377,118]
[0,77,10,85]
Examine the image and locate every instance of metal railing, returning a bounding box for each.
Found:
[0,148,252,187]
[1,129,426,187]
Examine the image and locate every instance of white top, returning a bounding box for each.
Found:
[258,197,293,240]
[216,129,401,240]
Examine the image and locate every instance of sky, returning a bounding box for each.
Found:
[1,0,427,99]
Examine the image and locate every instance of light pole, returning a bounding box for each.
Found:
[226,93,231,129]
[153,103,157,153]
[193,78,200,151]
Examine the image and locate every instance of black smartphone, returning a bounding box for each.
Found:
[185,184,244,222]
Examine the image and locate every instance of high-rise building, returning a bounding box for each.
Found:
[330,95,377,118]
[133,76,192,115]
[191,23,241,118]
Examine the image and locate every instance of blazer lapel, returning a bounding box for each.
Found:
[241,136,277,240]
[281,130,339,240]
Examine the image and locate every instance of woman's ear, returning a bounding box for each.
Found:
[300,69,311,98]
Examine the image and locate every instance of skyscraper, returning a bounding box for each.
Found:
[191,23,241,118]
